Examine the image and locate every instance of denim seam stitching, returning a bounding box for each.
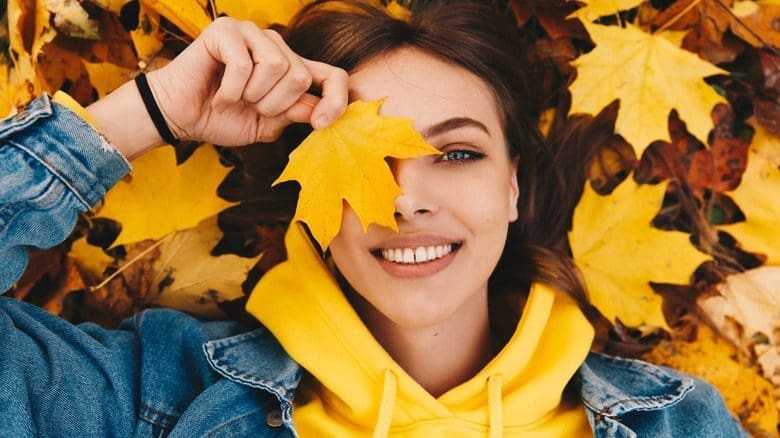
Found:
[8,140,91,208]
[139,404,179,428]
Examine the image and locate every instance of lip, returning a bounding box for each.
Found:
[370,234,463,279]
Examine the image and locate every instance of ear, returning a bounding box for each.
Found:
[508,158,520,222]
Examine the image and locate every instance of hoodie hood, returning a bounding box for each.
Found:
[247,224,594,436]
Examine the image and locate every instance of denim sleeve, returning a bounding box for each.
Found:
[0,94,131,293]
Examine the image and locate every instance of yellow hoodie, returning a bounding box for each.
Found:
[248,224,595,437]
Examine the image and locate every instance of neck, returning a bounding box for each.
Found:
[347,289,492,398]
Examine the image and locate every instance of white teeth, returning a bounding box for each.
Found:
[379,244,454,264]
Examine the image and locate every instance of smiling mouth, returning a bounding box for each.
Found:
[371,243,463,264]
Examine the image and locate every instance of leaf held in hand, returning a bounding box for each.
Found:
[273,99,441,249]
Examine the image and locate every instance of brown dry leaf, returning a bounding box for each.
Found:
[150,216,262,318]
[641,324,777,436]
[697,266,780,411]
[41,257,86,315]
[38,42,87,91]
[730,0,780,49]
[635,105,750,199]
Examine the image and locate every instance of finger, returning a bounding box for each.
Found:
[304,59,349,130]
[251,31,313,117]
[282,93,320,124]
[240,26,291,104]
[203,27,255,112]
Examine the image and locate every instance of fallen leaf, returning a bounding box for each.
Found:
[70,236,113,276]
[641,324,777,436]
[698,267,780,403]
[273,99,441,249]
[719,150,780,263]
[47,0,100,40]
[82,60,133,98]
[569,22,726,153]
[150,216,262,318]
[215,0,310,27]
[385,1,411,21]
[729,0,780,49]
[141,0,211,38]
[130,3,164,61]
[569,180,710,328]
[90,0,134,14]
[572,0,644,22]
[96,144,235,247]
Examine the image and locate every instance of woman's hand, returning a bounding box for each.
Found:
[87,17,348,159]
[148,17,348,145]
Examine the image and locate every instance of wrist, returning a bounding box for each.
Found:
[86,80,166,160]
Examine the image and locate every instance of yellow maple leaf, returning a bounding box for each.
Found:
[274,99,441,249]
[150,216,261,319]
[96,145,234,247]
[719,151,780,264]
[214,0,310,27]
[572,0,644,21]
[141,0,211,38]
[83,61,134,98]
[569,180,709,328]
[569,23,726,154]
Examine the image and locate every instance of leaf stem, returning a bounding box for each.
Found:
[89,234,173,292]
[655,0,703,34]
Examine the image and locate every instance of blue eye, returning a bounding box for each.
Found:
[438,149,485,163]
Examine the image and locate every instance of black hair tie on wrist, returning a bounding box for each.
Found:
[134,72,180,146]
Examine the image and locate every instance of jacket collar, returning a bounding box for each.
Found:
[203,327,301,422]
[576,352,694,417]
[203,328,694,420]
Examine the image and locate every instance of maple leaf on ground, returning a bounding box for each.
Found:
[713,118,780,265]
[141,0,211,38]
[150,216,262,319]
[569,22,726,154]
[273,99,441,249]
[641,324,777,436]
[215,0,311,27]
[635,105,750,199]
[96,144,235,247]
[569,180,710,329]
[571,0,644,22]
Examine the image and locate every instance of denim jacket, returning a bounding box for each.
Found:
[0,95,746,437]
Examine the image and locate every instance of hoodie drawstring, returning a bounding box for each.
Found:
[488,374,503,438]
[374,369,397,438]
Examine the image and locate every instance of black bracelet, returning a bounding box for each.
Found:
[134,72,180,146]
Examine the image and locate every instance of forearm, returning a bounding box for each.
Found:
[0,94,130,293]
[86,74,167,161]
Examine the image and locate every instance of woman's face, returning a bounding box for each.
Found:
[329,48,519,329]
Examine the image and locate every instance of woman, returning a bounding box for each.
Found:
[0,0,743,436]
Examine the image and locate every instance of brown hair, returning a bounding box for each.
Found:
[282,0,590,335]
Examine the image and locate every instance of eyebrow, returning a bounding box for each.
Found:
[420,117,491,139]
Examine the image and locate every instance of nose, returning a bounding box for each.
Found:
[390,158,437,220]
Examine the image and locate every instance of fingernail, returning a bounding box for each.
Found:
[314,115,331,130]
